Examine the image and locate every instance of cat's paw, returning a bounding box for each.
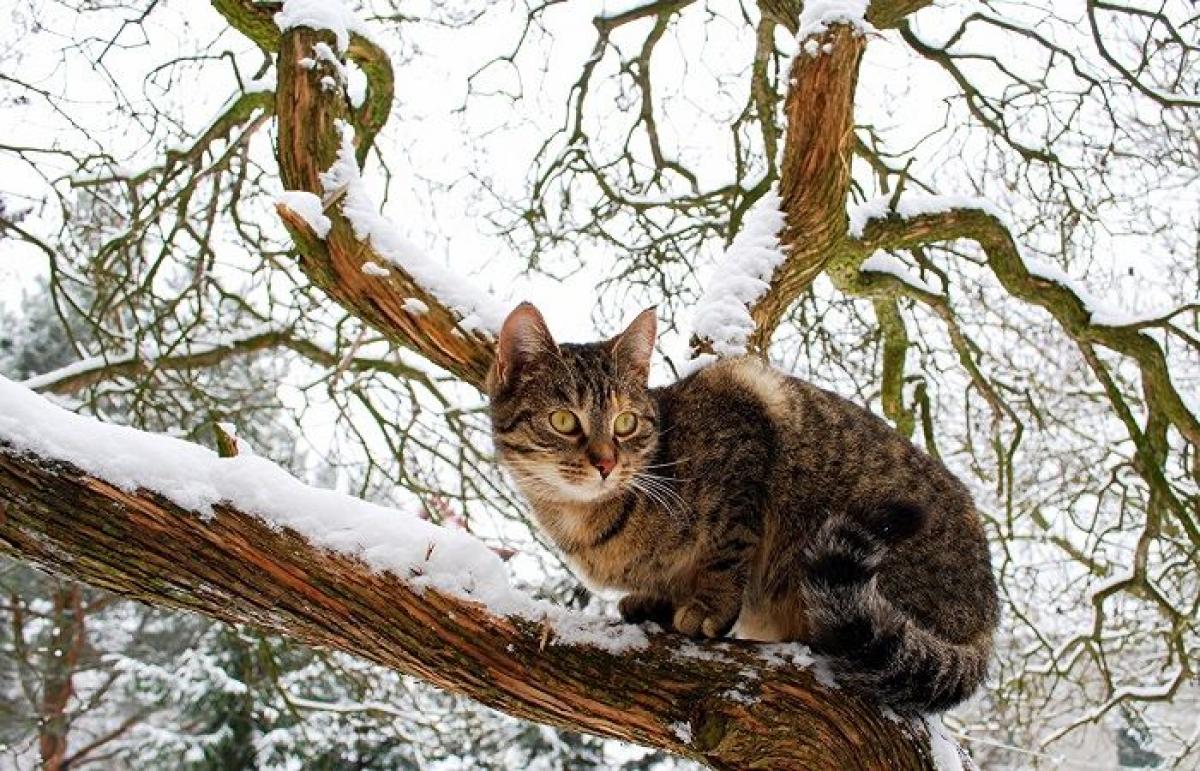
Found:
[618,594,674,627]
[672,600,738,639]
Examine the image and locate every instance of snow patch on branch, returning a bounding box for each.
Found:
[19,326,283,392]
[690,188,786,357]
[402,297,430,315]
[319,121,508,334]
[860,252,942,296]
[669,721,692,743]
[1020,255,1162,332]
[924,716,966,771]
[245,71,277,94]
[274,0,379,55]
[276,191,332,238]
[847,193,1004,239]
[0,377,646,653]
[797,0,874,41]
[307,41,366,109]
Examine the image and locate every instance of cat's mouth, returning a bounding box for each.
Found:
[514,463,626,503]
[555,467,626,501]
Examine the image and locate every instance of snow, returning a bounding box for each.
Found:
[0,375,648,654]
[319,121,508,333]
[796,0,874,41]
[19,326,282,392]
[344,60,367,109]
[20,354,110,391]
[304,41,366,109]
[245,71,277,94]
[691,188,786,356]
[847,193,1004,239]
[861,251,942,295]
[401,297,430,315]
[596,0,664,20]
[849,194,1190,335]
[669,721,692,744]
[925,716,966,771]
[361,261,391,277]
[678,352,718,377]
[276,191,331,238]
[273,0,380,55]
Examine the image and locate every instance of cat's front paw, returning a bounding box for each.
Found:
[619,594,674,627]
[672,599,739,639]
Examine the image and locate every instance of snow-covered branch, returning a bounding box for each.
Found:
[269,15,498,388]
[0,376,949,769]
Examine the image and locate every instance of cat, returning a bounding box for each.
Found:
[487,302,999,712]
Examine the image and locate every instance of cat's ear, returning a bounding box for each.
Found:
[609,306,657,381]
[492,302,555,389]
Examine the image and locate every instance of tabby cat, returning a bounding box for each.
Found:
[487,303,999,712]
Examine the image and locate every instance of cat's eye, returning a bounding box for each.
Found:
[613,411,638,437]
[549,409,580,435]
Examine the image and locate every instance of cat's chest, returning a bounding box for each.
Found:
[538,499,679,590]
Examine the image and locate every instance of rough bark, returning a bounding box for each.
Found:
[748,25,867,352]
[273,27,494,388]
[0,443,943,770]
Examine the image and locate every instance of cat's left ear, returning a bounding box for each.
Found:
[491,302,557,393]
[609,307,657,381]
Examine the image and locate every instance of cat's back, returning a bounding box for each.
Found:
[662,356,969,506]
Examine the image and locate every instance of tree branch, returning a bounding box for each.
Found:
[272,27,495,389]
[0,389,945,769]
[850,206,1200,453]
[746,26,866,352]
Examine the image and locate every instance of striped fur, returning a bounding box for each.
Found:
[800,514,993,712]
[488,305,999,713]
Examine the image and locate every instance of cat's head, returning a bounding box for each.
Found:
[487,303,658,504]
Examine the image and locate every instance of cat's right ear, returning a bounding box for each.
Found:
[491,302,555,390]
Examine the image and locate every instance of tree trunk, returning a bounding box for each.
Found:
[38,583,84,771]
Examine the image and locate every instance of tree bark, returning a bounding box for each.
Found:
[37,583,84,771]
[0,442,943,770]
[272,26,494,389]
[748,25,866,352]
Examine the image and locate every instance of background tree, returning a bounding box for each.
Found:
[0,0,1197,768]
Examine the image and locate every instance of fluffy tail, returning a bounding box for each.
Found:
[801,509,992,713]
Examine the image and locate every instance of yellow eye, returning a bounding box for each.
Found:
[614,411,638,437]
[549,409,580,434]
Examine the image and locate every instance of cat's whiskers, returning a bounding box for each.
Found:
[628,474,687,521]
[640,486,688,522]
[632,471,689,510]
[641,457,690,471]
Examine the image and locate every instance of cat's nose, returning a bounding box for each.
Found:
[590,454,617,479]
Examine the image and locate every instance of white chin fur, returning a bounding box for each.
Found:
[531,471,617,503]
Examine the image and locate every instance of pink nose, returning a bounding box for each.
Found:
[591,455,617,479]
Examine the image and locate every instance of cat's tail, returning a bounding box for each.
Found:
[800,509,992,713]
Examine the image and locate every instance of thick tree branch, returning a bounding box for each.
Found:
[273,27,495,389]
[747,27,866,352]
[0,402,945,769]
